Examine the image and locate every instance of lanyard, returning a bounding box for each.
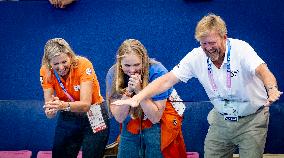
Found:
[53,70,75,102]
[207,39,231,92]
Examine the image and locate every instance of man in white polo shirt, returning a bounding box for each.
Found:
[112,13,282,158]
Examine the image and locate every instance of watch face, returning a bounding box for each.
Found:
[66,103,71,111]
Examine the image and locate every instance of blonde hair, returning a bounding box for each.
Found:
[41,38,78,69]
[110,39,157,118]
[195,13,227,41]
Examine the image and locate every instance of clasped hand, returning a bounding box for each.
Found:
[43,96,63,118]
[112,74,142,107]
[127,74,142,94]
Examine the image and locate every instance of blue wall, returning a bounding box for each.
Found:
[0,0,283,157]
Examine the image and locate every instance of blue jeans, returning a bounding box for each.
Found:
[52,105,110,158]
[118,120,163,158]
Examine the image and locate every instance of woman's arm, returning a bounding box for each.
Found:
[140,98,166,124]
[106,66,131,123]
[126,72,170,124]
[112,72,180,107]
[109,95,131,123]
[44,80,93,112]
[71,80,93,112]
[43,88,57,118]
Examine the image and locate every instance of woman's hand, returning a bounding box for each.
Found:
[43,96,64,118]
[44,97,63,110]
[44,106,57,118]
[128,74,142,94]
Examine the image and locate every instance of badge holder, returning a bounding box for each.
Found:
[87,104,107,133]
[223,100,238,122]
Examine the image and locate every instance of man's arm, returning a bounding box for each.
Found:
[112,72,180,107]
[256,63,282,106]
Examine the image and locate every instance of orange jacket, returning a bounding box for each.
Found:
[126,101,187,158]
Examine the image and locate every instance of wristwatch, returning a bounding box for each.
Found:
[65,102,71,111]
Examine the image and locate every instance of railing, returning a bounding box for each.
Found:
[0,100,283,158]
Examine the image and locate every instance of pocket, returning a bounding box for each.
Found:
[161,114,182,150]
[254,107,269,128]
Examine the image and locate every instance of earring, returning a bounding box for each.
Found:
[48,65,52,69]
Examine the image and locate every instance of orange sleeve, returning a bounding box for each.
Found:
[40,66,54,89]
[91,68,103,103]
[79,58,95,82]
[79,58,103,103]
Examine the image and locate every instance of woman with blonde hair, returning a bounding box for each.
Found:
[106,39,187,158]
[40,38,109,158]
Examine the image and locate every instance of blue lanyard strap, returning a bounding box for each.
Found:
[207,39,231,92]
[53,70,75,102]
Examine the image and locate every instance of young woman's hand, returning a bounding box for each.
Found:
[128,74,142,94]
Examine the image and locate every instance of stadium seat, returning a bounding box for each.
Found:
[186,152,199,158]
[37,151,82,158]
[0,150,32,158]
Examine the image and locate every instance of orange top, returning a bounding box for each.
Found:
[126,101,187,158]
[40,56,103,104]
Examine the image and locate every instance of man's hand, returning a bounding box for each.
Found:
[265,86,283,106]
[112,97,140,108]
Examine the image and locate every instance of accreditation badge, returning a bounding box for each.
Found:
[87,104,107,133]
[223,100,238,122]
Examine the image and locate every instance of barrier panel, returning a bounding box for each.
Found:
[0,100,283,158]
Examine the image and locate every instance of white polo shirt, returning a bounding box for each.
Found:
[172,38,268,116]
